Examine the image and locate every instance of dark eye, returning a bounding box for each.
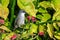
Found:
[20,10,25,13]
[22,10,25,12]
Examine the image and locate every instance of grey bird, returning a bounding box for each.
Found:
[14,10,25,30]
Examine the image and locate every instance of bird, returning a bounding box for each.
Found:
[14,10,25,30]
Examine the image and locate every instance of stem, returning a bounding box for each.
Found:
[37,20,60,25]
[10,0,16,24]
[0,0,1,3]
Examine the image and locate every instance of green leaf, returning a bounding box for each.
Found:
[52,10,60,20]
[29,23,38,34]
[38,8,47,13]
[36,36,42,40]
[57,22,60,27]
[41,13,51,22]
[25,24,30,29]
[36,14,43,19]
[54,31,60,40]
[21,31,29,38]
[0,0,9,7]
[52,0,60,11]
[53,23,59,31]
[2,33,7,40]
[36,12,51,22]
[0,33,2,40]
[54,35,60,40]
[39,25,45,32]
[47,23,54,38]
[17,0,37,17]
[4,32,15,40]
[38,1,51,8]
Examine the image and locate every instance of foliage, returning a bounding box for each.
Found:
[0,0,60,40]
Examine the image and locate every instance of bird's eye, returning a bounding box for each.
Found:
[22,10,25,12]
[20,10,25,13]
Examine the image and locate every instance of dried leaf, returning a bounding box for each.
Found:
[0,4,9,20]
[0,26,11,32]
[4,32,15,40]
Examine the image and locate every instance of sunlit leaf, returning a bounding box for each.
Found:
[52,0,60,11]
[29,23,38,34]
[21,31,29,38]
[41,13,51,22]
[4,32,15,40]
[0,4,9,20]
[52,10,60,20]
[54,31,60,40]
[47,23,54,38]
[2,33,6,40]
[38,8,47,13]
[17,0,37,17]
[57,22,60,27]
[0,26,11,32]
[39,25,45,32]
[54,35,60,40]
[38,1,51,8]
[53,23,59,31]
[0,0,9,7]
[36,14,42,19]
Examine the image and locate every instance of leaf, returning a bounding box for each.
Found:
[0,0,9,7]
[17,0,37,17]
[41,13,51,22]
[39,25,45,32]
[36,36,42,40]
[0,33,2,40]
[0,26,11,32]
[4,32,15,40]
[36,12,51,22]
[29,23,38,34]
[2,33,7,40]
[0,4,9,20]
[36,14,42,19]
[52,10,60,20]
[25,24,30,29]
[53,23,59,31]
[38,8,47,13]
[47,23,54,38]
[52,0,60,11]
[54,35,60,40]
[21,31,29,38]
[38,1,51,8]
[57,22,60,27]
[55,31,60,36]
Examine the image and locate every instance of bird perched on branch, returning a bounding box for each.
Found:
[14,10,25,30]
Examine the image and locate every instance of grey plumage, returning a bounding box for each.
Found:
[14,10,25,29]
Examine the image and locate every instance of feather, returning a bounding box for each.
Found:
[14,10,25,29]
